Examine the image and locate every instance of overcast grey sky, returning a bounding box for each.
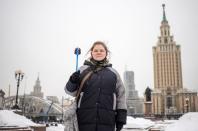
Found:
[0,0,198,100]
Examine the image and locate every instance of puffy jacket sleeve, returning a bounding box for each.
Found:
[64,65,89,97]
[64,80,78,97]
[108,67,127,125]
[115,71,127,125]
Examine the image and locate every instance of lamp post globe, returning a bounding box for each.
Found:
[12,70,24,109]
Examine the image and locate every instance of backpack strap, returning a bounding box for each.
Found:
[75,67,102,100]
[76,71,93,100]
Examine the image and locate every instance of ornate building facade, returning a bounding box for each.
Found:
[30,76,44,98]
[148,4,198,115]
[124,71,143,115]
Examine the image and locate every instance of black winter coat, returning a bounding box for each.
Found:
[65,60,127,131]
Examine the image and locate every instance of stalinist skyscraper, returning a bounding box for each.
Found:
[153,4,183,91]
[149,4,198,115]
[30,75,44,98]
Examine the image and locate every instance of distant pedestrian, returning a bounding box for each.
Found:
[65,41,127,131]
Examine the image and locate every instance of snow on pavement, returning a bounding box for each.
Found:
[123,116,154,129]
[165,112,198,131]
[1,110,198,131]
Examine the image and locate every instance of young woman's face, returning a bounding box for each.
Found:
[91,44,107,61]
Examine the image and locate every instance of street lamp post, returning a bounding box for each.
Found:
[12,70,24,109]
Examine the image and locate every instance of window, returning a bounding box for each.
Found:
[167,97,172,108]
[164,38,168,43]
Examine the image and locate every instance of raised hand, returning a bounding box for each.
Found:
[69,70,80,84]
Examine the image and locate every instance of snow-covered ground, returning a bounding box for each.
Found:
[122,116,176,131]
[1,110,198,131]
[123,116,154,130]
[0,110,38,127]
[165,112,198,131]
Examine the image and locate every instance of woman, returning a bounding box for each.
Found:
[65,41,127,131]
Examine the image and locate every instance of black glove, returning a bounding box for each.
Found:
[116,128,122,131]
[116,122,123,131]
[69,70,80,84]
[116,109,127,124]
[116,109,127,131]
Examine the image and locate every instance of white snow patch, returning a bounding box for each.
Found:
[124,116,154,129]
[165,112,198,131]
[0,110,38,127]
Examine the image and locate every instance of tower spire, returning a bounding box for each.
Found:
[162,4,167,22]
[37,72,40,81]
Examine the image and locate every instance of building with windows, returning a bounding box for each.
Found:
[30,76,44,98]
[124,70,143,115]
[146,4,198,116]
